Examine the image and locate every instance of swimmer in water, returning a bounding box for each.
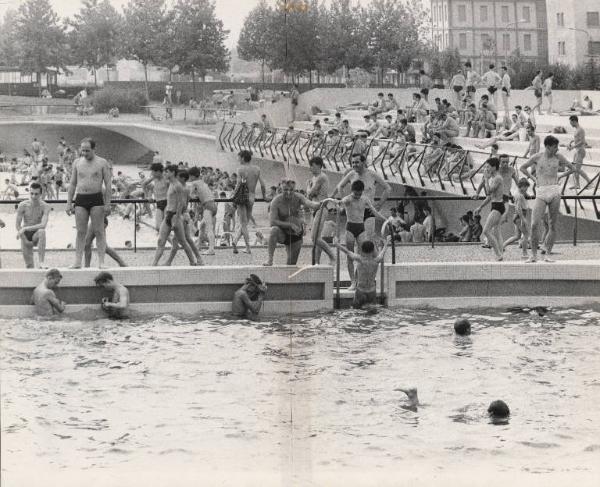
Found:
[32,268,65,316]
[94,271,130,319]
[232,274,268,320]
[394,387,419,411]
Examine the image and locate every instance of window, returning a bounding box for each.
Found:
[458,5,466,22]
[481,33,491,50]
[587,12,599,27]
[502,33,510,51]
[501,6,509,23]
[522,6,531,23]
[590,41,600,56]
[480,5,488,22]
[524,34,532,51]
[459,33,467,49]
[557,13,564,27]
[558,41,566,56]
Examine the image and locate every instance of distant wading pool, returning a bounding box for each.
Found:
[1,306,600,487]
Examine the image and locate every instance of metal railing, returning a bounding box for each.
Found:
[141,105,241,123]
[218,121,600,221]
[0,104,78,116]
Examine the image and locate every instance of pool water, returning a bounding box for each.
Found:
[2,306,600,486]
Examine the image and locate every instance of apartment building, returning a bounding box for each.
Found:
[431,0,549,70]
[547,0,600,67]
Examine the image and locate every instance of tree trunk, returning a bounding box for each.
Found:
[37,72,42,97]
[261,60,265,86]
[143,63,149,101]
[94,68,97,87]
[192,68,197,98]
[106,65,110,83]
[309,69,312,89]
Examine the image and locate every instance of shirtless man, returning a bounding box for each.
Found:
[568,115,591,189]
[94,271,129,319]
[307,156,334,265]
[231,150,267,254]
[335,239,388,309]
[66,138,112,269]
[232,274,268,320]
[474,158,505,261]
[332,153,391,238]
[264,179,323,266]
[142,162,170,230]
[325,180,387,289]
[189,166,217,255]
[32,268,65,316]
[523,126,540,158]
[15,182,50,268]
[520,135,575,262]
[164,169,202,265]
[498,154,519,225]
[151,165,198,266]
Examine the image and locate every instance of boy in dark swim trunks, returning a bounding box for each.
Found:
[15,182,50,268]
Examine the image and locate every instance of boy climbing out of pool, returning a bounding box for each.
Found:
[335,239,388,309]
[232,274,268,320]
[94,271,130,319]
[323,179,387,290]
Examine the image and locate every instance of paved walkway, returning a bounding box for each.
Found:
[1,242,598,270]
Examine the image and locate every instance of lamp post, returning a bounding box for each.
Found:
[503,19,527,64]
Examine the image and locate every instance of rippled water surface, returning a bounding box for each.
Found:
[2,307,600,486]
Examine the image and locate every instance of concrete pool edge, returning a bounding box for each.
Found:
[0,261,599,317]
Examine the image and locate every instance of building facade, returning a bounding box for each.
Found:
[546,0,600,67]
[431,0,548,71]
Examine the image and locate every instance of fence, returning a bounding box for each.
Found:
[218,121,600,221]
[0,104,78,116]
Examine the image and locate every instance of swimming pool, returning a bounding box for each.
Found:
[2,306,599,486]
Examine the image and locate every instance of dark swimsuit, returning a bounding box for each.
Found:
[363,208,375,220]
[24,230,37,242]
[74,192,104,210]
[165,210,176,227]
[157,200,167,212]
[488,86,497,94]
[283,230,304,245]
[346,221,365,239]
[491,202,506,214]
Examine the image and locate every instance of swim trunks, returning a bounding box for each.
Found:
[164,210,176,227]
[23,230,37,242]
[536,185,561,204]
[502,194,514,204]
[466,85,476,93]
[420,88,429,96]
[346,221,365,239]
[322,236,334,244]
[74,192,104,210]
[353,289,377,309]
[491,202,506,214]
[488,86,497,94]
[534,88,542,99]
[283,230,304,246]
[453,85,463,93]
[157,200,167,212]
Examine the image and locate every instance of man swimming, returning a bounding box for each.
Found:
[232,274,268,320]
[15,182,50,268]
[32,268,65,316]
[94,271,130,319]
[66,138,112,268]
[520,135,575,262]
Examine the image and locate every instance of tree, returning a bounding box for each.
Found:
[69,0,123,86]
[14,0,68,95]
[171,0,230,96]
[328,0,370,72]
[0,10,20,67]
[122,0,170,98]
[237,0,273,84]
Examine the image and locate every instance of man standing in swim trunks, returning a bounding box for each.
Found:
[500,66,511,115]
[264,179,323,266]
[142,162,169,230]
[332,153,391,238]
[66,138,112,269]
[474,158,505,261]
[189,166,217,255]
[520,135,575,262]
[498,154,519,224]
[152,165,198,266]
[481,64,501,106]
[325,180,387,290]
[568,115,591,189]
[15,182,50,269]
[232,150,267,255]
[531,70,543,115]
